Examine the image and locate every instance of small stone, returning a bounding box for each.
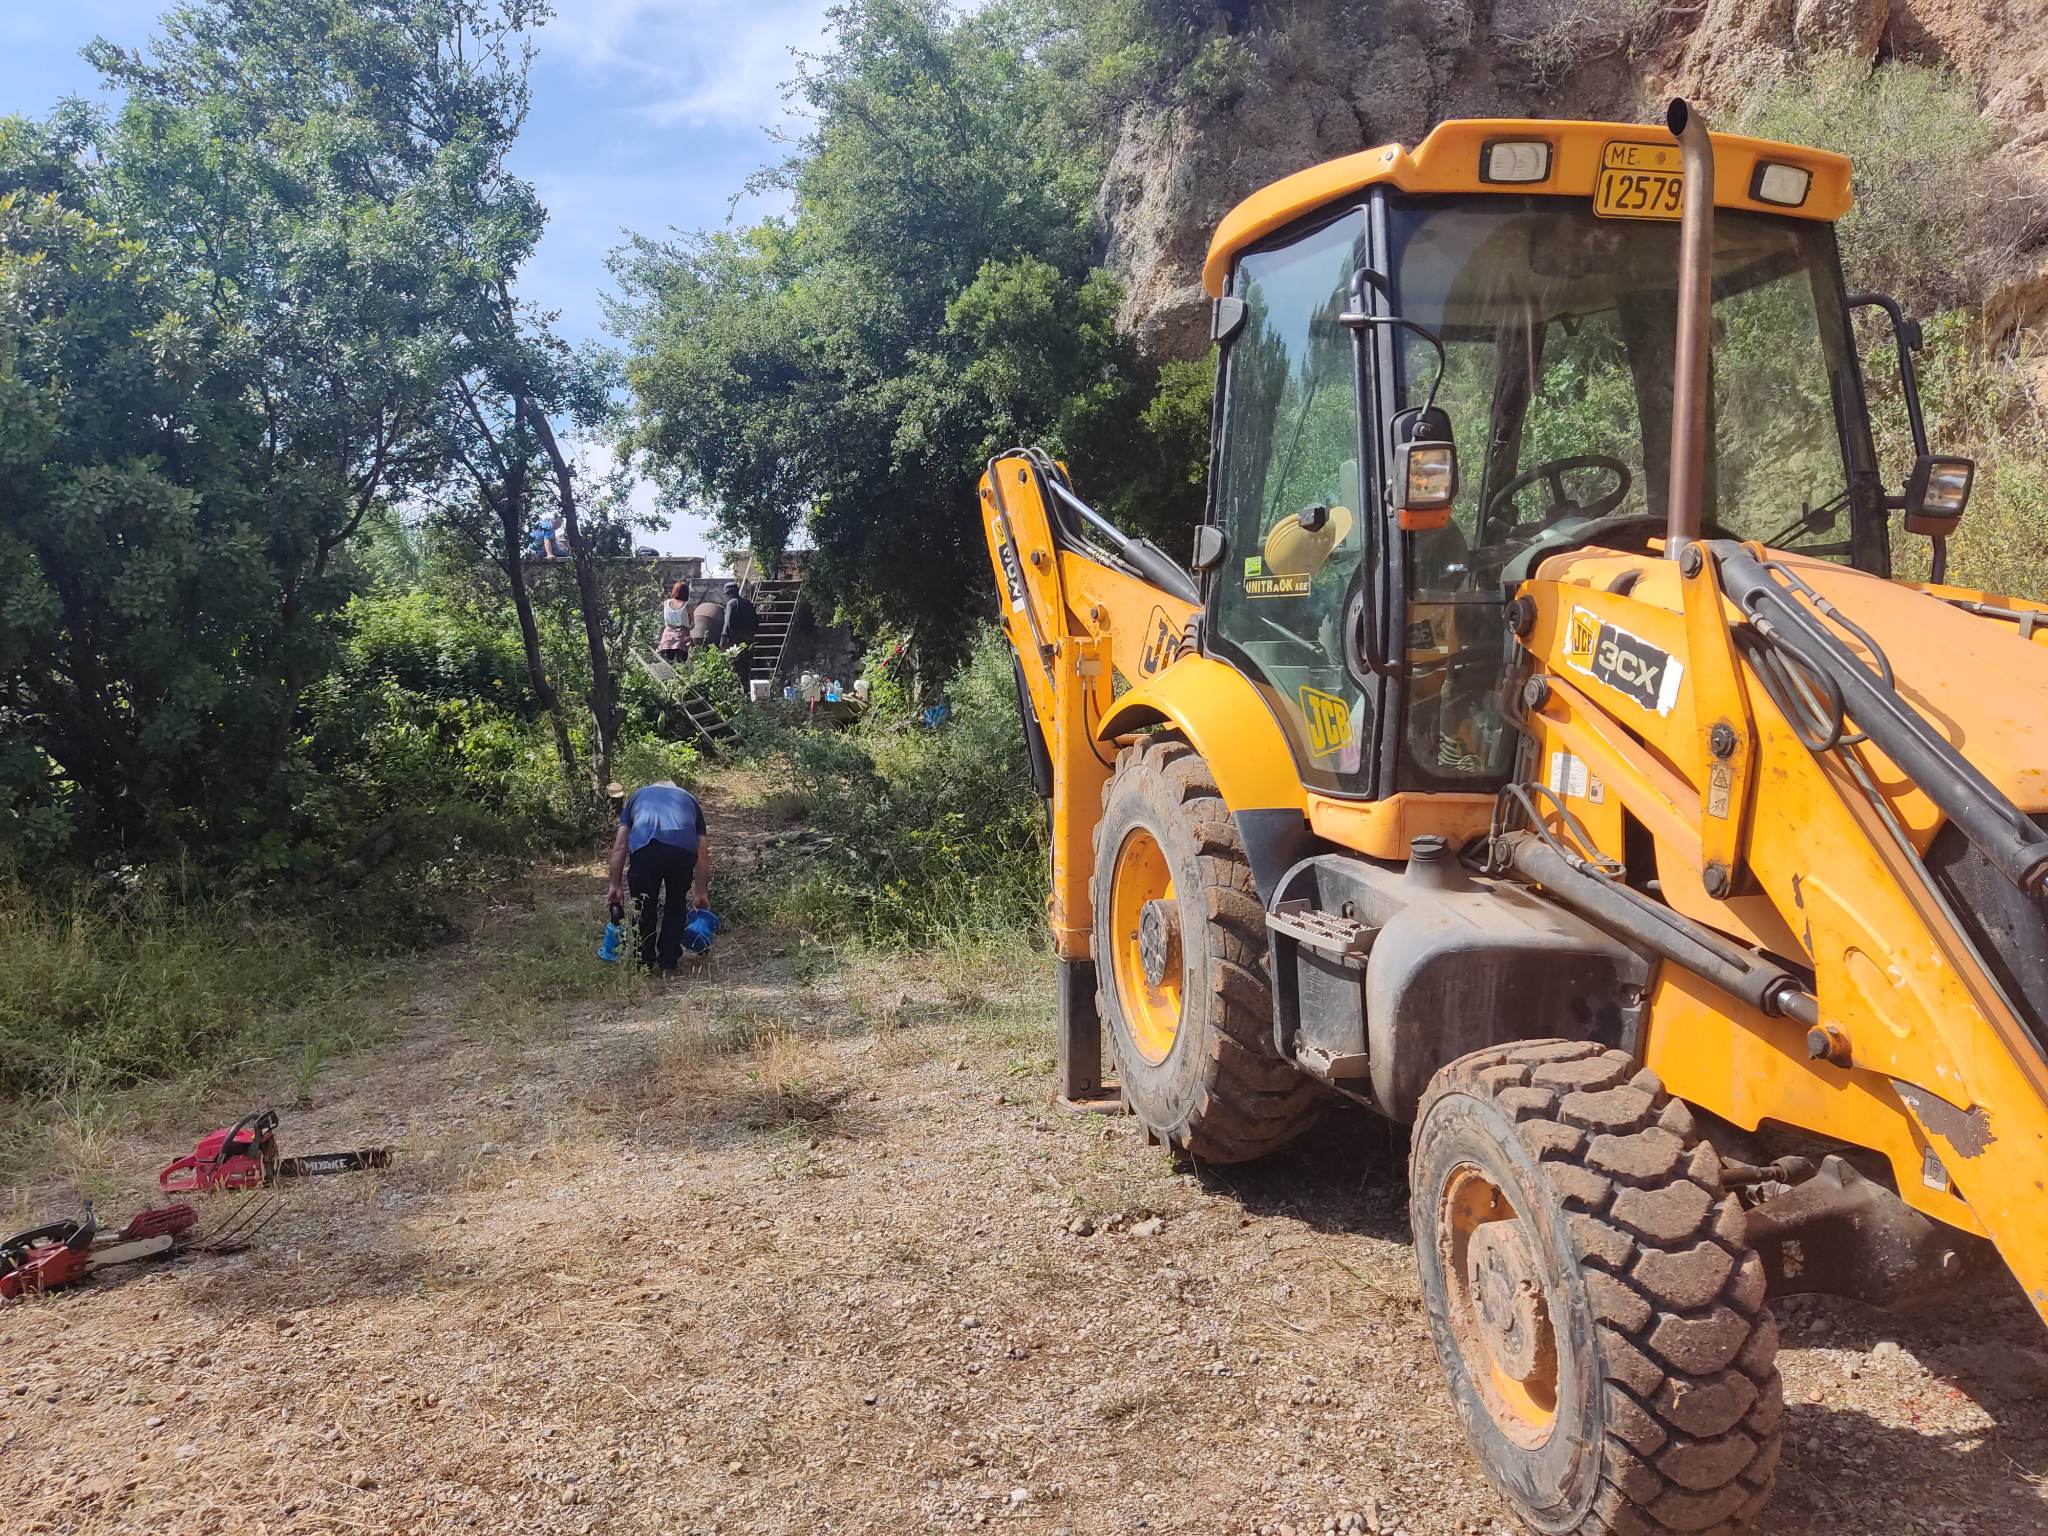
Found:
[1066,1215,1095,1237]
[863,1392,878,1406]
[1131,1216,1165,1238]
[1008,1488,1030,1506]
[348,1468,375,1489]
[951,1058,967,1072]
[727,1459,744,1474]
[866,1089,881,1102]
[1841,1358,1862,1380]
[144,1415,164,1429]
[959,1315,980,1330]
[1871,1340,1904,1364]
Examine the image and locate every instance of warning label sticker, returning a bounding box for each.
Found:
[1546,750,1605,804]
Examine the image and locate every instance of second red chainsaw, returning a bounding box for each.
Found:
[159,1109,394,1193]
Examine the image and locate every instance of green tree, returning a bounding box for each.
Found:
[0,138,322,861]
[87,0,553,779]
[612,0,1206,655]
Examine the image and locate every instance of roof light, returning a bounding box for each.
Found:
[1481,140,1551,184]
[1751,161,1812,207]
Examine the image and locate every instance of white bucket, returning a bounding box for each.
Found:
[749,679,772,702]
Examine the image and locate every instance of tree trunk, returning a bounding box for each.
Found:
[530,407,618,800]
[491,485,581,799]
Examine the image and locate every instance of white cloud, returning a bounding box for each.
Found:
[545,0,837,129]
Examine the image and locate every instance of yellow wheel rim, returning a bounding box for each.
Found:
[1440,1163,1559,1447]
[1109,826,1182,1064]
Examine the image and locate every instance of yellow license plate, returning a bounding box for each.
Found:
[1594,140,1684,220]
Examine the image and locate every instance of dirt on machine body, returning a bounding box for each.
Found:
[982,99,2048,1536]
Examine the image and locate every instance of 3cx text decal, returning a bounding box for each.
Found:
[1297,685,1352,759]
[1243,554,1310,599]
[1563,605,1684,716]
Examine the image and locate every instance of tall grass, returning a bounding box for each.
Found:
[0,881,409,1105]
[727,627,1048,948]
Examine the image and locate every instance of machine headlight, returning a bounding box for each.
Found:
[1407,445,1456,504]
[1481,140,1551,185]
[1750,161,1812,208]
[1394,441,1458,531]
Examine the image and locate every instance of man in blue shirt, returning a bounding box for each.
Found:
[607,780,711,973]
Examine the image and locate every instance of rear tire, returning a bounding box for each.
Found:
[1411,1041,1781,1535]
[1091,736,1319,1162]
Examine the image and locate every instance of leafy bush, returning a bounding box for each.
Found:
[1738,56,2041,315]
[339,591,534,714]
[736,627,1046,946]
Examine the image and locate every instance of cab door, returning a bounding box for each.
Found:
[1205,206,1390,800]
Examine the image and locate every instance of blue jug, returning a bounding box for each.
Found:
[598,902,626,963]
[682,907,721,955]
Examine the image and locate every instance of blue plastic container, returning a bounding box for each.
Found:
[597,902,626,963]
[682,907,722,955]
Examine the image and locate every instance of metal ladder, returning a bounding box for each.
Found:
[632,651,736,753]
[747,577,805,690]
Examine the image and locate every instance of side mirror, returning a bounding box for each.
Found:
[1848,292,1974,539]
[1390,406,1458,531]
[1903,454,1975,536]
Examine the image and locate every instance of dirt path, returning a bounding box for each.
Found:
[4,849,2047,1534]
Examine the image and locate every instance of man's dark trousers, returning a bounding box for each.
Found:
[628,840,697,971]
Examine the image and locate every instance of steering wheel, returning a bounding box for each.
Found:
[1481,455,1633,540]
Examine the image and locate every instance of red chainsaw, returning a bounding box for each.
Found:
[1,1202,193,1298]
[1,1193,288,1299]
[158,1109,394,1192]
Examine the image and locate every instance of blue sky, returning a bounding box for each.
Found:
[0,0,832,557]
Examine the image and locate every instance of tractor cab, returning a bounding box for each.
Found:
[1197,119,1957,802]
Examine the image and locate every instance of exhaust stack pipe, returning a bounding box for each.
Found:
[1666,98,1714,552]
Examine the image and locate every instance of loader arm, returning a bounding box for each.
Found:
[1512,539,2048,1321]
[979,452,1199,962]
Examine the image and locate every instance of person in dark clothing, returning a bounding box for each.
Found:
[690,593,725,649]
[607,780,711,974]
[721,580,759,691]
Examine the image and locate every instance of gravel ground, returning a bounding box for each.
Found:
[4,868,2046,1535]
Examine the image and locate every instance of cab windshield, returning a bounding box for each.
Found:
[1387,195,1872,789]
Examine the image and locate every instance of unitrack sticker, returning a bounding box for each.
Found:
[1563,606,1684,716]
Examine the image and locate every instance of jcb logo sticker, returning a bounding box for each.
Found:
[1562,605,1684,716]
[998,536,1027,614]
[1564,608,1601,671]
[1139,605,1178,676]
[1297,685,1352,759]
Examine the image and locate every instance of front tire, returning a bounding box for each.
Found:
[1411,1041,1781,1535]
[1091,736,1319,1162]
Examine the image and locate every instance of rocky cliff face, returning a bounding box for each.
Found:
[1099,0,2048,363]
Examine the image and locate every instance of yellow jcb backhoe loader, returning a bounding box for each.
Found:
[979,101,2048,1535]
